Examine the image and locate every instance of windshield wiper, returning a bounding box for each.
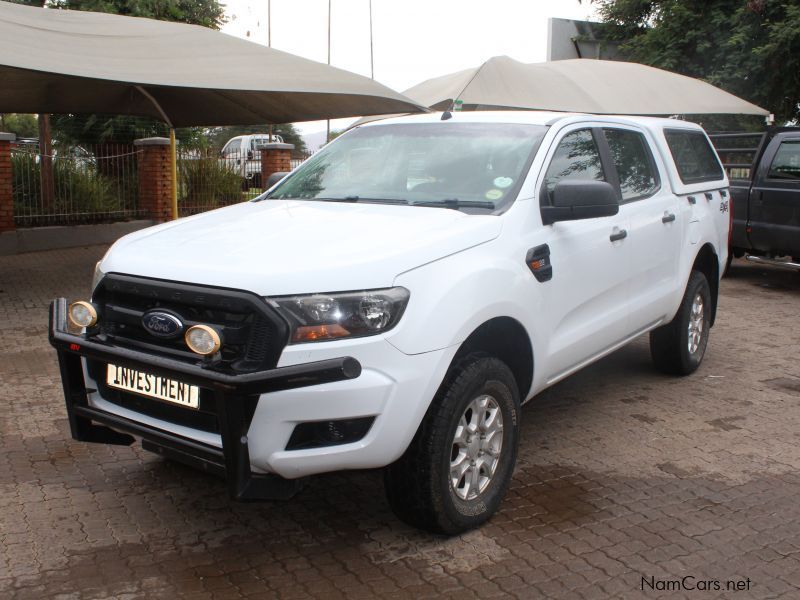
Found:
[410,198,496,210]
[312,196,410,205]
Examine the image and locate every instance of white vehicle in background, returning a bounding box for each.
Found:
[51,111,730,535]
[220,133,285,189]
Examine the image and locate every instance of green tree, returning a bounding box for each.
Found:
[0,114,38,138]
[50,0,226,28]
[594,0,800,125]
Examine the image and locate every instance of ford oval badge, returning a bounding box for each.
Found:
[141,311,184,339]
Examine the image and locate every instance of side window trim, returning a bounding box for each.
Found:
[600,126,662,204]
[593,127,621,200]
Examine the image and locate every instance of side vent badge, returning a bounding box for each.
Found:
[526,244,553,282]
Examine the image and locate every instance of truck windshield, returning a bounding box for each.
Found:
[262,122,547,213]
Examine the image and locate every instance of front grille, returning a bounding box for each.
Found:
[91,274,290,374]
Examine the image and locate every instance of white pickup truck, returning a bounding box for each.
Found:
[50,111,730,534]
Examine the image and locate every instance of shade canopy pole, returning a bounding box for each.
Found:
[135,85,179,220]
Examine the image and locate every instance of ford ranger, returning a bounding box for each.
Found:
[50,111,730,534]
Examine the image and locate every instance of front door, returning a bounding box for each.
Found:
[528,126,634,384]
[750,135,800,257]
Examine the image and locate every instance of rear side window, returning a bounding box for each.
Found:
[664,129,724,184]
[543,129,605,202]
[603,128,659,201]
[768,140,800,180]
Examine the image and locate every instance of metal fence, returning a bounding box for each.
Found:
[9,138,313,225]
[178,148,312,216]
[11,141,143,227]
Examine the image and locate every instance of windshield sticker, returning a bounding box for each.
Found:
[485,189,504,201]
[493,176,513,188]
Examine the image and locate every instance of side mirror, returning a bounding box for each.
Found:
[540,180,619,225]
[266,171,290,188]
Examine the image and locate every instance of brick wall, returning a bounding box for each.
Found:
[134,137,172,222]
[0,134,16,233]
[260,143,295,187]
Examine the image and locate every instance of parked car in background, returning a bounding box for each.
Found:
[220,133,285,189]
[51,112,729,534]
[711,127,800,270]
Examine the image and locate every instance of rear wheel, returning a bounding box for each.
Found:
[384,354,520,535]
[650,271,711,375]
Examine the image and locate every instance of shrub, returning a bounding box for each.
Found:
[11,150,122,224]
[178,157,244,213]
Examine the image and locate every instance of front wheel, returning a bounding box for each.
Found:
[650,271,711,375]
[384,354,520,535]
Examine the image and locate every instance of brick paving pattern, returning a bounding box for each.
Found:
[1,245,799,599]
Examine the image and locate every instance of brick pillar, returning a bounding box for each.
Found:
[134,137,173,222]
[0,133,16,233]
[260,143,295,187]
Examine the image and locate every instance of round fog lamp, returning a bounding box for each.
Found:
[185,325,222,355]
[68,301,98,328]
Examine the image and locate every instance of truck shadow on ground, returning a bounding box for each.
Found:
[726,259,800,293]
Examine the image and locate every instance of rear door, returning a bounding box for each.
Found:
[602,126,682,329]
[750,134,800,257]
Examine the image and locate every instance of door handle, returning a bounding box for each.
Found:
[609,229,628,242]
[662,212,676,224]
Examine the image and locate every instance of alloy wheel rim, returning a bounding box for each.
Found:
[687,293,705,355]
[450,394,503,501]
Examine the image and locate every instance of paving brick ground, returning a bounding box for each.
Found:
[1,245,799,599]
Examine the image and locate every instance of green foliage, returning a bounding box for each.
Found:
[0,113,38,138]
[206,124,308,154]
[594,0,800,124]
[11,151,126,223]
[50,0,226,29]
[178,158,243,212]
[50,114,207,148]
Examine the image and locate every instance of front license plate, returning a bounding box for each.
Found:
[106,363,199,409]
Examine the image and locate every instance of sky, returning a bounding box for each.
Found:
[221,0,597,141]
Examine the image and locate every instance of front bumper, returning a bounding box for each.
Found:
[48,298,362,500]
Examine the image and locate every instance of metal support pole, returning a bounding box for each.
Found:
[326,0,331,143]
[170,128,178,220]
[369,0,374,79]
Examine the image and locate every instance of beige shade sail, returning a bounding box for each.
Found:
[352,55,768,127]
[0,1,425,127]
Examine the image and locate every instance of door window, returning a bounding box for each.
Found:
[767,140,800,180]
[542,129,605,203]
[603,128,659,201]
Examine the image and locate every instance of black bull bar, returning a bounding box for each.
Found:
[48,298,362,500]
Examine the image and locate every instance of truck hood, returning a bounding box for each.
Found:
[103,200,502,296]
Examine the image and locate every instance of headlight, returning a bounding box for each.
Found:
[273,287,410,343]
[92,260,105,292]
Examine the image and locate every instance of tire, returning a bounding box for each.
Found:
[650,271,711,375]
[384,353,520,535]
